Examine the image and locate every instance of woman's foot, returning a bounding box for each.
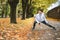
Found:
[53,27,56,30]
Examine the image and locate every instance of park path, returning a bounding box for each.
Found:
[27,19,60,40]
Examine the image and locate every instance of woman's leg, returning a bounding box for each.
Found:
[32,21,37,30]
[41,21,56,30]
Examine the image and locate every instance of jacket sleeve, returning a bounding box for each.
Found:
[35,18,40,23]
[34,14,40,23]
[43,13,48,23]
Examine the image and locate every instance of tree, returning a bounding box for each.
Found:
[32,0,57,14]
[0,0,9,18]
[5,1,8,18]
[1,9,4,18]
[21,0,29,19]
[26,0,33,18]
[21,0,33,19]
[8,0,19,23]
[0,0,5,18]
[21,0,57,19]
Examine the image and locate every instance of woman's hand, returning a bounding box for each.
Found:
[38,23,40,25]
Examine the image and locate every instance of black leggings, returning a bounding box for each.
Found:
[32,21,54,29]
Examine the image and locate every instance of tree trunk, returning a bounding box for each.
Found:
[22,0,33,19]
[1,10,4,18]
[21,5,26,20]
[22,0,26,20]
[26,0,33,18]
[5,2,8,18]
[21,0,29,19]
[26,4,30,18]
[1,0,4,18]
[10,4,17,23]
[29,0,33,17]
[8,0,19,23]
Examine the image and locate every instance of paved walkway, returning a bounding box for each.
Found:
[27,20,60,40]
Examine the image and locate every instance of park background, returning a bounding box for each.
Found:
[0,0,60,40]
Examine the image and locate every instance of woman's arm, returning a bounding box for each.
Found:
[43,13,48,23]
